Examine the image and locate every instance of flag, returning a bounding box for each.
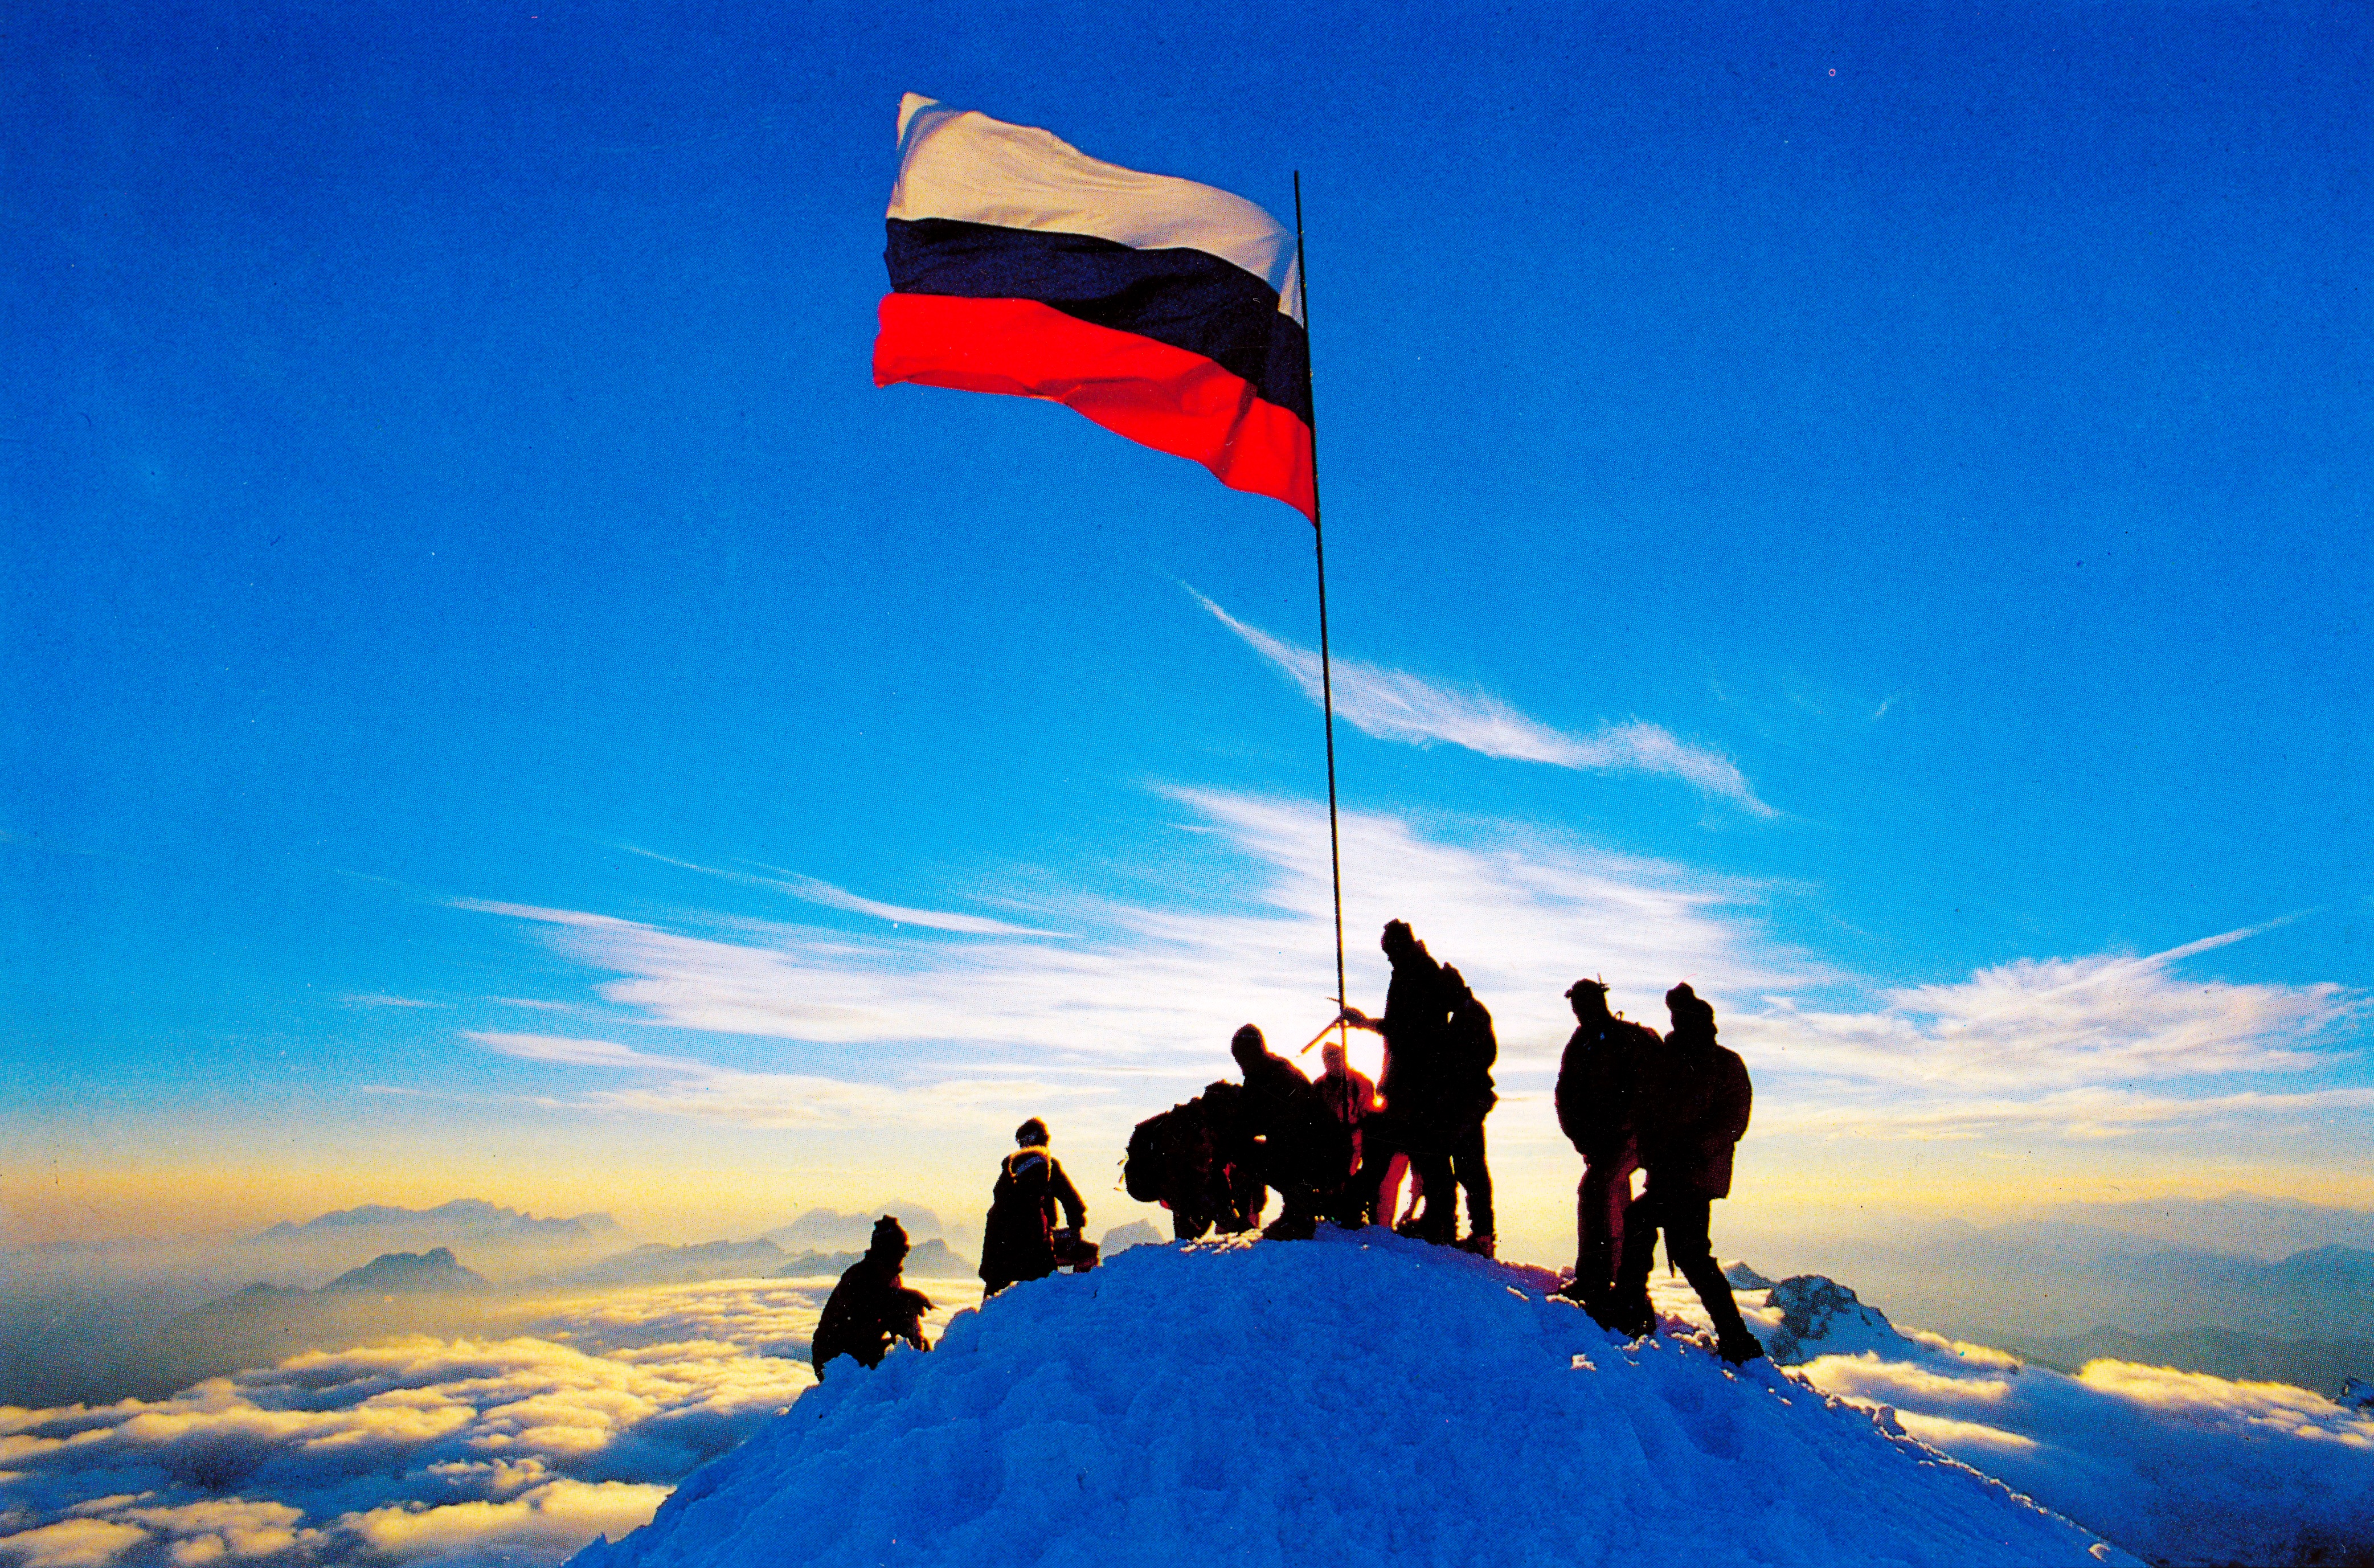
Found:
[874,94,1316,522]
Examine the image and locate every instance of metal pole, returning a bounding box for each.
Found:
[1293,171,1348,1050]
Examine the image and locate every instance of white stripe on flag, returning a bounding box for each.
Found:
[887,93,1302,325]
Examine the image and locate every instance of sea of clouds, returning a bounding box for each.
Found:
[3,1252,2369,1568]
[0,1272,980,1568]
[1710,1277,2374,1568]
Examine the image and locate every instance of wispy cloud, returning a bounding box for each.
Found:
[456,791,2359,1151]
[461,1030,1073,1129]
[1189,588,1775,817]
[462,793,1796,1070]
[615,846,1066,938]
[1745,923,2360,1136]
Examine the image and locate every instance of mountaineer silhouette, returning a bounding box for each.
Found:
[1608,984,1763,1363]
[1229,1024,1352,1241]
[810,1216,932,1377]
[1337,919,1459,1242]
[1436,964,1499,1256]
[980,1118,1092,1296]
[1314,1039,1377,1181]
[1124,1079,1262,1241]
[1554,977,1661,1315]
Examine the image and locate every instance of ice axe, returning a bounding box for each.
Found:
[1299,1001,1371,1054]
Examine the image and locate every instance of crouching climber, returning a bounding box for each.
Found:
[811,1216,932,1377]
[1609,984,1765,1365]
[1123,1080,1263,1241]
[1230,1024,1352,1241]
[980,1117,1092,1296]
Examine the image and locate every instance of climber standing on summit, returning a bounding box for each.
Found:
[1608,984,1764,1364]
[1436,965,1499,1256]
[1337,919,1458,1243]
[980,1118,1090,1297]
[1555,977,1661,1316]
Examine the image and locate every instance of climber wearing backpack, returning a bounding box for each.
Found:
[980,1117,1091,1296]
[1608,984,1764,1364]
[1554,977,1661,1317]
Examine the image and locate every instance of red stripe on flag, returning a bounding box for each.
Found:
[874,293,1316,522]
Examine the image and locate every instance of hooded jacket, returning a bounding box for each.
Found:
[979,1144,1087,1295]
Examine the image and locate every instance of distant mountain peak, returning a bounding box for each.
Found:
[1762,1275,1909,1364]
[767,1206,944,1250]
[259,1200,620,1240]
[322,1247,491,1295]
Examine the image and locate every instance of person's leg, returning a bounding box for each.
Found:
[1451,1121,1493,1246]
[1409,1151,1455,1242]
[1665,1197,1762,1362]
[1568,1168,1596,1293]
[1574,1149,1636,1301]
[1608,1188,1661,1336]
[1353,1137,1400,1227]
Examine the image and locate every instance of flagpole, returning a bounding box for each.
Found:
[1293,171,1349,1054]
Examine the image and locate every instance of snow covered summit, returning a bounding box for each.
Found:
[571,1229,2135,1567]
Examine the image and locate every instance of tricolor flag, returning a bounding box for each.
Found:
[874,94,1316,522]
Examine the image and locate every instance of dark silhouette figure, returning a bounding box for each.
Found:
[1124,1080,1263,1241]
[1610,984,1763,1364]
[1437,965,1499,1256]
[1230,1025,1351,1241]
[1554,978,1662,1313]
[980,1118,1089,1296]
[1314,1040,1377,1178]
[811,1216,933,1377]
[1339,920,1458,1242]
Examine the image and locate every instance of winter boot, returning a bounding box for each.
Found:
[1262,1194,1318,1242]
[1717,1326,1766,1365]
[1598,1289,1654,1338]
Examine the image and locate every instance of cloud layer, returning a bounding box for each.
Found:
[1798,1333,2374,1566]
[1627,1274,2374,1568]
[0,1278,980,1568]
[1192,590,1776,816]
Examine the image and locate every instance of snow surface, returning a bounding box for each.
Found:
[571,1230,2135,1568]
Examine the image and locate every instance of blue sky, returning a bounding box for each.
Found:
[5,1,2368,1254]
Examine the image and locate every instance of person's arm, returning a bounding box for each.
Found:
[1553,1036,1587,1149]
[1721,1053,1753,1144]
[891,1287,933,1350]
[1050,1158,1088,1231]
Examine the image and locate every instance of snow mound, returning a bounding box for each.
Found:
[572,1229,2135,1567]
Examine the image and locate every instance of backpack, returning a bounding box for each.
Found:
[1123,1108,1174,1202]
